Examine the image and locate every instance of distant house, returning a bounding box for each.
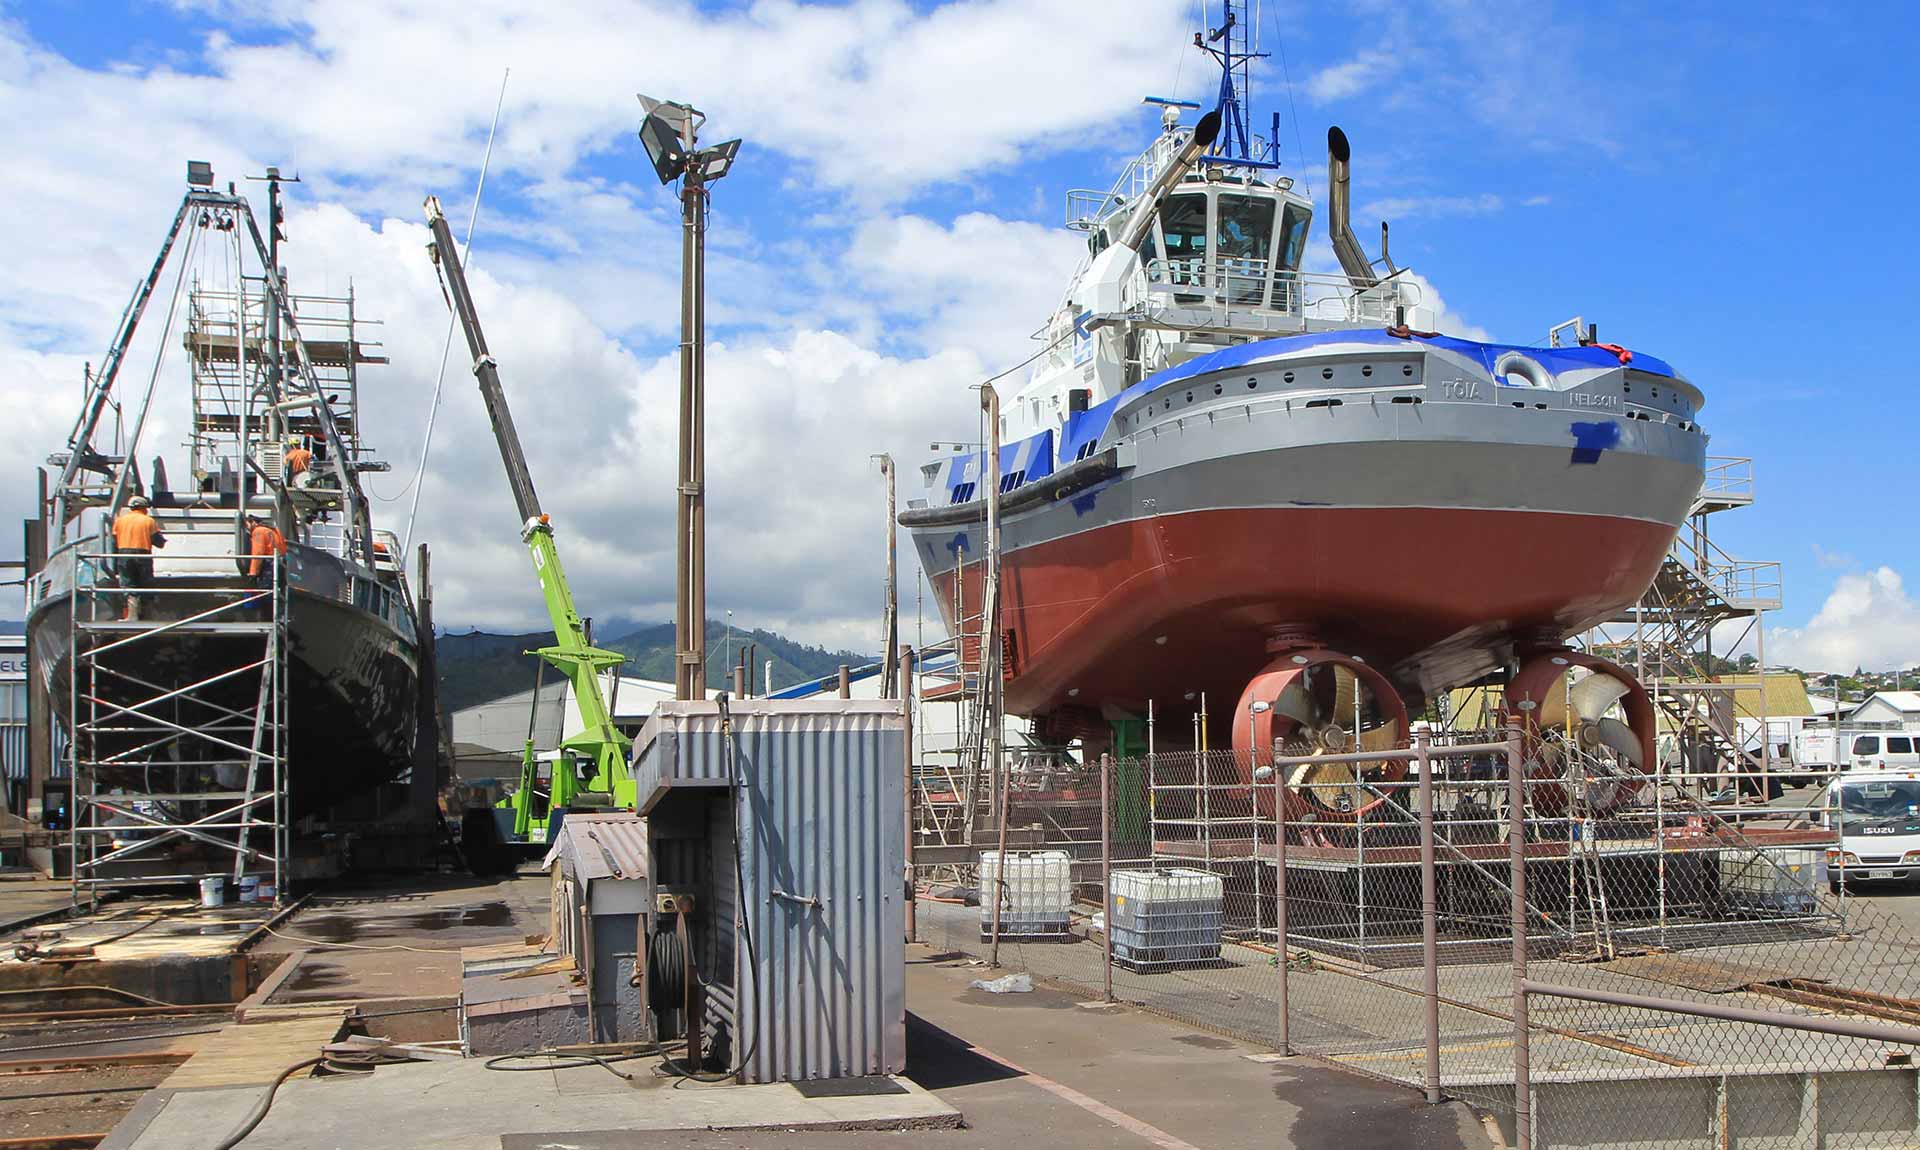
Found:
[1712,672,1817,760]
[1845,691,1920,729]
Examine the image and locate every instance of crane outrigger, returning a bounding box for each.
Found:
[424,196,633,848]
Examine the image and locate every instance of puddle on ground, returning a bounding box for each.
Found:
[280,901,515,944]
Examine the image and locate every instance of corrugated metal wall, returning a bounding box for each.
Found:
[634,701,906,1083]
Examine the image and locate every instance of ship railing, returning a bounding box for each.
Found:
[1671,525,1783,611]
[1697,456,1755,509]
[1143,260,1417,323]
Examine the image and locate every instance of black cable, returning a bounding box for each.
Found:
[210,1056,323,1150]
[483,1047,663,1080]
[655,693,762,1085]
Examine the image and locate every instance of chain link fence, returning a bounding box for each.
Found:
[913,731,1920,1148]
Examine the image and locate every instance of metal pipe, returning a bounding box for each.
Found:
[903,646,917,943]
[1325,127,1378,289]
[1418,733,1440,1104]
[1275,731,1290,1055]
[1507,723,1531,1150]
[837,665,851,699]
[1520,979,1920,1048]
[1268,741,1509,767]
[1118,111,1222,252]
[1101,751,1113,1003]
[877,454,898,699]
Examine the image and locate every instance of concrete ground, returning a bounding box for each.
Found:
[104,945,1488,1150]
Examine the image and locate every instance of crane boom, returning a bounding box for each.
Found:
[424,196,633,828]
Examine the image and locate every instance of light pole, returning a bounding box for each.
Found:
[874,454,898,699]
[639,95,741,701]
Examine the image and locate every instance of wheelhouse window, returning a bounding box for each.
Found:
[1216,194,1275,304]
[1159,194,1207,297]
[1277,203,1311,270]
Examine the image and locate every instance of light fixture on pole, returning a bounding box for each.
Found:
[639,94,742,701]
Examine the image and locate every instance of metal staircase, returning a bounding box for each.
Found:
[1589,457,1783,793]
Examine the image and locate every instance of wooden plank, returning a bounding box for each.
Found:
[160,1016,345,1090]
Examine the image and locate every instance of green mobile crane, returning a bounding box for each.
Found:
[425,196,634,849]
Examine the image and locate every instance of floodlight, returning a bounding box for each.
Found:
[186,161,214,187]
[637,94,696,185]
[694,138,742,182]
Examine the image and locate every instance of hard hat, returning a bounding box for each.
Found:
[127,495,150,509]
[286,440,301,449]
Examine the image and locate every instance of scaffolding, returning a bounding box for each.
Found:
[1143,737,1839,966]
[66,541,287,898]
[1587,456,1786,799]
[183,282,387,518]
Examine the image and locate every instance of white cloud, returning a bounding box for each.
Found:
[1359,193,1505,220]
[1769,567,1920,673]
[847,213,1084,362]
[1306,49,1397,103]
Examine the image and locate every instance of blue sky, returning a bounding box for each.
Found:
[1,1,1916,671]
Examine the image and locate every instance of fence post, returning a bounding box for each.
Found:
[1101,751,1113,1003]
[1507,722,1531,1150]
[1275,739,1289,1055]
[1419,733,1440,1104]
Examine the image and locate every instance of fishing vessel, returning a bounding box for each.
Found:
[901,3,1702,818]
[25,163,420,873]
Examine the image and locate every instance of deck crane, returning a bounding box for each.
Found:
[424,196,633,847]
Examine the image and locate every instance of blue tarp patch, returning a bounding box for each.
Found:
[1071,492,1098,516]
[1569,420,1622,465]
[946,532,971,555]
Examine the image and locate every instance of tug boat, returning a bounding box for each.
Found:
[901,3,1702,819]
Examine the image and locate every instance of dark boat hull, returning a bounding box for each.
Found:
[29,579,418,815]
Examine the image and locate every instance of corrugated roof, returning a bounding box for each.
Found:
[1711,673,1816,721]
[542,811,649,884]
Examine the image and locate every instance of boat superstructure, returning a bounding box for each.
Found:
[25,164,420,889]
[903,3,1706,821]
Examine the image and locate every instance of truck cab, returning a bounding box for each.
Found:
[1822,770,1920,891]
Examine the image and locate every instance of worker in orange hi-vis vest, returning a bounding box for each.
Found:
[243,513,287,588]
[110,495,166,620]
[284,439,314,489]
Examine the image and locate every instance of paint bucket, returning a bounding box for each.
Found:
[199,876,226,907]
[256,881,277,903]
[237,875,261,904]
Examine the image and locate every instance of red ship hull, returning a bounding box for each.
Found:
[929,505,1674,726]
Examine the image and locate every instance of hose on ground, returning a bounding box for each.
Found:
[210,1056,323,1150]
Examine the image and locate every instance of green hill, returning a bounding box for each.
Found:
[433,620,875,712]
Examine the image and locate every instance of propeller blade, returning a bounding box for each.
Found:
[1274,677,1317,726]
[1334,666,1358,729]
[1571,673,1631,723]
[1594,717,1644,769]
[1535,673,1571,732]
[1358,717,1402,751]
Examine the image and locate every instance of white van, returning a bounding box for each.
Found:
[1822,770,1920,891]
[1840,731,1920,771]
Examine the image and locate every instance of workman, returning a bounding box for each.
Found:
[284,439,313,489]
[111,495,166,620]
[243,513,287,586]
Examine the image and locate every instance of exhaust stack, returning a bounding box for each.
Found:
[1326,126,1378,288]
[1118,110,1222,252]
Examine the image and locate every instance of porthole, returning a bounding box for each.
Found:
[1321,367,1334,380]
[1247,378,1258,390]
[1284,371,1295,383]
[1361,365,1373,378]
[1402,364,1414,377]
[1213,383,1223,395]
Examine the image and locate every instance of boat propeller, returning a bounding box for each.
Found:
[1233,650,1409,821]
[1507,650,1656,814]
